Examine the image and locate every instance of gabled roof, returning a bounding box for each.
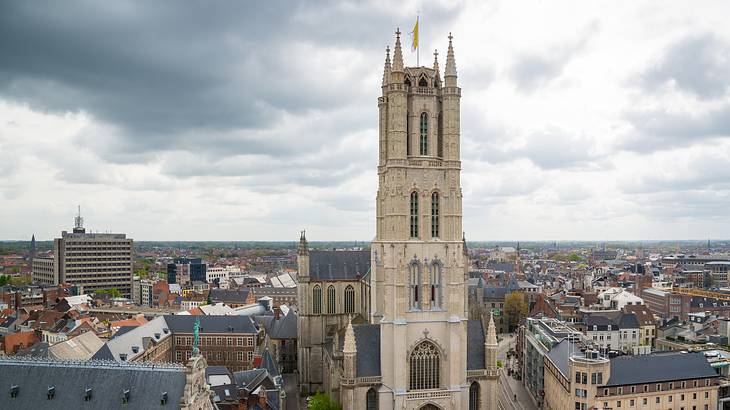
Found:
[308,250,371,281]
[605,351,719,386]
[209,288,250,304]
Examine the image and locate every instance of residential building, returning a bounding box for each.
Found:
[543,343,719,410]
[623,304,657,348]
[597,287,644,310]
[585,312,648,354]
[94,315,260,372]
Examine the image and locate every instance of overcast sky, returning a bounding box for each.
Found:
[1,1,730,241]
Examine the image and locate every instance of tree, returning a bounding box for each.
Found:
[504,292,528,332]
[0,275,10,286]
[307,392,341,410]
[704,272,714,289]
[568,253,582,262]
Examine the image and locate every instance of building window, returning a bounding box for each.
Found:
[410,192,419,238]
[237,351,244,361]
[429,262,442,309]
[366,388,378,410]
[327,285,336,314]
[409,340,440,390]
[410,261,421,310]
[419,112,428,155]
[237,337,243,346]
[247,351,253,361]
[469,382,480,410]
[313,285,322,314]
[344,285,355,314]
[431,192,440,238]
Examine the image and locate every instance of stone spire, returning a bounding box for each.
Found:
[433,49,440,76]
[486,311,498,347]
[391,28,404,72]
[445,32,457,86]
[343,315,357,354]
[462,231,468,256]
[298,230,308,256]
[382,46,391,86]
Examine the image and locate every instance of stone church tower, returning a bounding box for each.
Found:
[301,28,500,410]
[366,29,499,409]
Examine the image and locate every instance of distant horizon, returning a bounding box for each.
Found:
[3,238,729,244]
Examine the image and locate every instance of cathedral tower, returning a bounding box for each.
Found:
[368,30,495,409]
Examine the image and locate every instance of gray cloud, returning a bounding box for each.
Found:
[508,21,599,92]
[639,34,730,100]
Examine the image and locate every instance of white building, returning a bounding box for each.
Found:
[597,288,644,310]
[585,312,649,354]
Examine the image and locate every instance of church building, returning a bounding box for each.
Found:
[298,28,500,410]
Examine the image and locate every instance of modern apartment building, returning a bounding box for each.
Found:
[32,210,134,296]
[167,257,206,285]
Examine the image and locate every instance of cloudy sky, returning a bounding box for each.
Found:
[1,1,729,241]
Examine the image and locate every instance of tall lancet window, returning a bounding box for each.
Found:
[312,285,322,315]
[430,261,442,309]
[431,192,440,238]
[420,112,428,155]
[344,285,355,314]
[469,382,481,410]
[410,192,419,238]
[409,340,440,390]
[406,111,411,156]
[437,112,443,157]
[327,285,336,314]
[409,261,421,310]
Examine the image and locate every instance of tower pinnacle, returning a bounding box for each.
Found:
[487,311,497,346]
[343,315,356,354]
[445,32,457,85]
[433,49,440,76]
[382,46,391,86]
[392,28,404,72]
[298,230,308,256]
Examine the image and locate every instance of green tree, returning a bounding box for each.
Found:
[504,292,528,332]
[307,392,341,410]
[568,253,582,262]
[0,275,10,286]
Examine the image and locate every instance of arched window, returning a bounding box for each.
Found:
[469,382,480,410]
[409,261,421,310]
[430,262,442,309]
[431,192,439,238]
[327,285,336,314]
[312,285,322,315]
[410,192,419,238]
[418,76,428,87]
[366,388,378,410]
[437,112,443,157]
[409,341,440,390]
[420,113,428,155]
[344,285,355,314]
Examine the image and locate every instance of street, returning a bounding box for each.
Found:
[497,333,538,410]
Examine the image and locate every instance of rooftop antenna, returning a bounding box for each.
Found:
[73,205,86,234]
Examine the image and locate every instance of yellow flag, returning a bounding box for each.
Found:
[411,16,419,52]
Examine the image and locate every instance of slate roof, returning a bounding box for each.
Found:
[0,357,187,410]
[485,262,515,273]
[163,315,257,334]
[15,341,50,357]
[467,320,486,370]
[309,250,371,281]
[92,316,171,362]
[604,351,719,386]
[545,339,580,378]
[354,323,380,377]
[585,312,639,330]
[258,310,297,339]
[209,288,251,304]
[483,286,510,299]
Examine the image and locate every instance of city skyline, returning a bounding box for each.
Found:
[2,1,730,241]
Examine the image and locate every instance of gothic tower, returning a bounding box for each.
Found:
[370,29,492,409]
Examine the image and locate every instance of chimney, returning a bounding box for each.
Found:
[274,307,281,320]
[258,390,267,408]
